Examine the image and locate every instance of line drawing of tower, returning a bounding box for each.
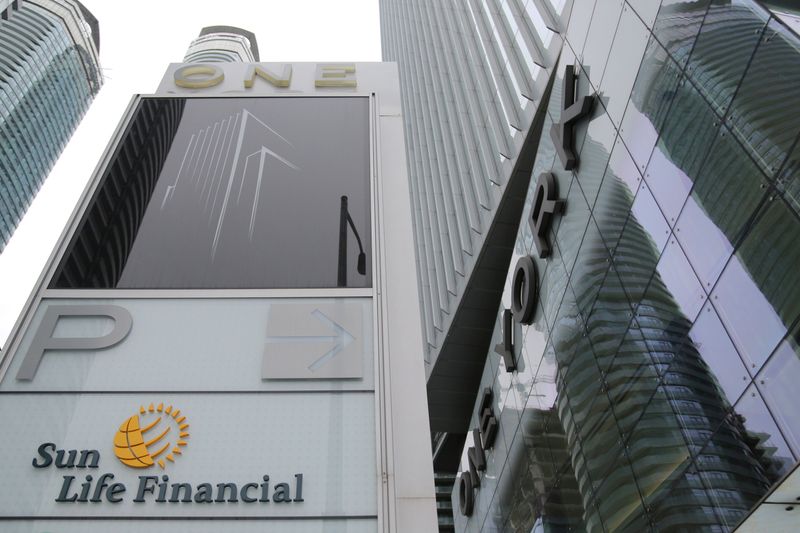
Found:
[159,108,299,259]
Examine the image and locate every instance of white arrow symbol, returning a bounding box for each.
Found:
[263,303,363,379]
[266,309,354,371]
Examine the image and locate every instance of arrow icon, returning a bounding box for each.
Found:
[266,309,354,371]
[263,303,363,379]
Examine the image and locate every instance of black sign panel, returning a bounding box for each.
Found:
[52,97,371,289]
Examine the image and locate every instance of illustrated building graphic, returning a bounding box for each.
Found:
[0,25,437,532]
[0,0,102,251]
[381,0,800,531]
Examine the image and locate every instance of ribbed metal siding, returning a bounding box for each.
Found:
[381,0,566,370]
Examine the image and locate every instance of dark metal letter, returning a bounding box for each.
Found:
[550,64,595,170]
[529,173,565,258]
[478,389,498,449]
[458,472,474,516]
[501,309,517,372]
[511,256,537,324]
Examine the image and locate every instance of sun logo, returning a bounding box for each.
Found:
[113,403,189,469]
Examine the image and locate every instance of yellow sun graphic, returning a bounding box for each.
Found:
[113,403,189,469]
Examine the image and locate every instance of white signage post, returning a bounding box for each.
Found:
[0,62,436,532]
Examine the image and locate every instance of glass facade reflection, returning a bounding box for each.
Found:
[0,0,102,251]
[183,25,260,63]
[53,97,372,290]
[383,0,800,531]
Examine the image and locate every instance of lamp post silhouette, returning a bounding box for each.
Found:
[337,195,366,287]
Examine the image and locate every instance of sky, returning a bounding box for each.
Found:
[0,0,382,348]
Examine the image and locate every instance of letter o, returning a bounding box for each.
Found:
[511,256,537,325]
[458,472,474,516]
[174,64,224,89]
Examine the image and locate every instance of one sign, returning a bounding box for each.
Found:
[158,62,358,94]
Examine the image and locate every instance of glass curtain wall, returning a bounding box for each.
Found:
[455,1,800,531]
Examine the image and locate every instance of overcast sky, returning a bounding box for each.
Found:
[0,0,381,347]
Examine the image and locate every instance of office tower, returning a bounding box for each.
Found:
[381,0,800,530]
[0,0,102,251]
[183,25,259,63]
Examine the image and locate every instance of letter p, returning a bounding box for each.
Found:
[16,305,132,381]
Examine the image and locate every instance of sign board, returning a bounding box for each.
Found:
[2,298,373,392]
[0,394,375,517]
[0,62,436,531]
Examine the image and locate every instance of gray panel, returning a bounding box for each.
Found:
[263,302,364,379]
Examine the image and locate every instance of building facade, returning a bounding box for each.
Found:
[382,0,800,531]
[183,25,260,64]
[0,0,102,251]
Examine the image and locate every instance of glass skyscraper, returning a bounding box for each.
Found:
[183,25,260,64]
[381,0,800,530]
[0,0,102,251]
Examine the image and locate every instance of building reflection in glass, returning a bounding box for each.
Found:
[470,5,800,529]
[51,97,372,290]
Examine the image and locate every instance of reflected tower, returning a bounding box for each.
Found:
[381,0,800,530]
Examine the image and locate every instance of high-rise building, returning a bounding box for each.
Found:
[183,25,259,64]
[381,0,800,530]
[0,0,102,251]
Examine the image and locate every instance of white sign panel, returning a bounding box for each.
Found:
[1,298,373,392]
[0,393,376,518]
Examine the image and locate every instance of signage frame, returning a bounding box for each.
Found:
[0,79,432,529]
[0,91,381,376]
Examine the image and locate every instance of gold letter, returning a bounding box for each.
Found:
[174,64,224,89]
[243,63,292,88]
[315,63,357,88]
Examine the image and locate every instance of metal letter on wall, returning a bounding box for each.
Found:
[17,305,133,381]
[529,172,565,258]
[458,388,498,516]
[315,63,357,88]
[511,256,537,324]
[173,64,225,89]
[494,310,517,373]
[550,64,595,170]
[243,63,292,88]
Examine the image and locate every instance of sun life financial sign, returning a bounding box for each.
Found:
[30,403,304,505]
